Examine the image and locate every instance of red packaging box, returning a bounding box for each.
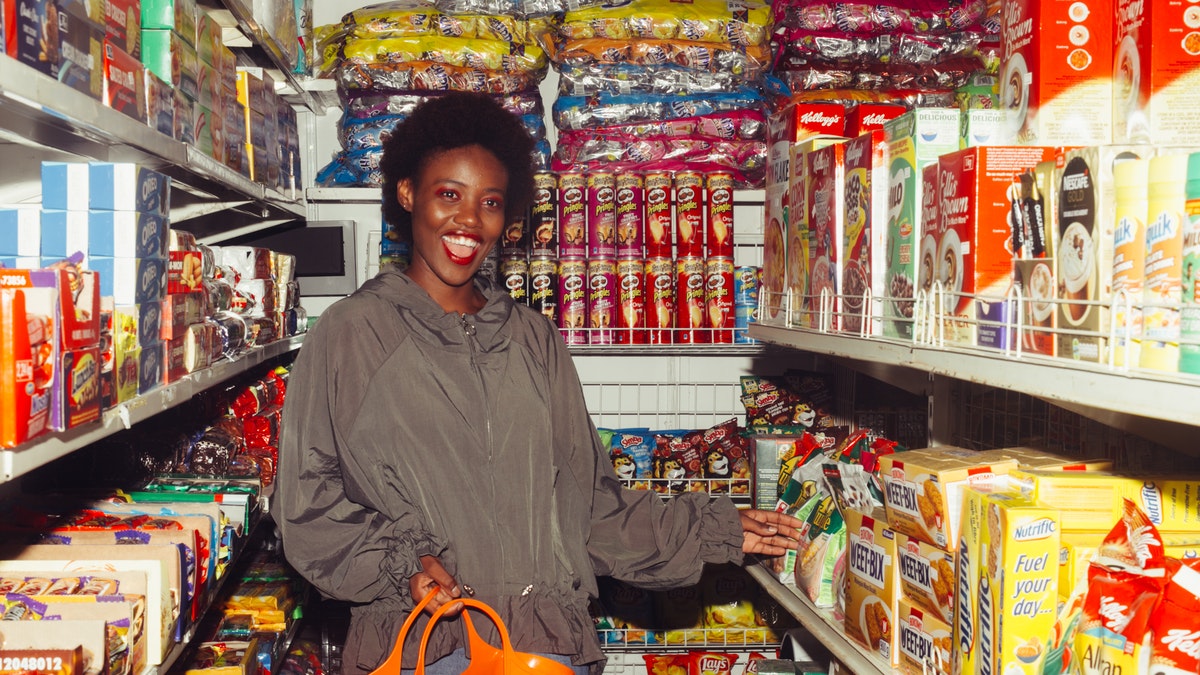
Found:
[806,143,846,330]
[0,274,56,448]
[103,40,146,123]
[160,292,206,340]
[1114,0,1200,144]
[102,0,140,58]
[846,103,909,138]
[841,130,889,336]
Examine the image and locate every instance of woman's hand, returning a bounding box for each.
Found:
[739,509,804,556]
[409,555,463,616]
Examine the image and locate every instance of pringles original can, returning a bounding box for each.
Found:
[587,258,617,345]
[645,172,674,258]
[675,256,708,343]
[706,172,735,258]
[558,258,588,345]
[645,257,675,344]
[705,257,735,343]
[674,171,704,258]
[557,172,587,259]
[529,256,559,325]
[530,172,558,258]
[615,173,645,258]
[501,255,530,306]
[616,258,646,344]
[587,171,617,259]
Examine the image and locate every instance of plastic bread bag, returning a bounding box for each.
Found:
[560,0,772,47]
[342,88,543,119]
[773,0,987,35]
[547,37,772,79]
[775,28,988,66]
[555,132,765,173]
[557,62,746,97]
[774,57,982,93]
[553,89,765,130]
[340,34,547,74]
[334,60,543,94]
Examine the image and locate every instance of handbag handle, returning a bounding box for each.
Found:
[416,598,516,674]
[368,586,441,675]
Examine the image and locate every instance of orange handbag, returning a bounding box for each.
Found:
[369,589,575,675]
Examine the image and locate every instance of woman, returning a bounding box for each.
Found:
[275,92,802,675]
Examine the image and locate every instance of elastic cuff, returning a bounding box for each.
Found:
[385,528,447,592]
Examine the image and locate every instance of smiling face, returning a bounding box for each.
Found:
[398,144,509,313]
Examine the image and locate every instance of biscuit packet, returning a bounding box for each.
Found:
[608,428,655,490]
[1149,557,1200,674]
[1075,499,1168,675]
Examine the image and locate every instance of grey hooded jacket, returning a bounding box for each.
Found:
[274,269,744,674]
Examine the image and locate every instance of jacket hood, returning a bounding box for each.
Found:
[362,268,515,351]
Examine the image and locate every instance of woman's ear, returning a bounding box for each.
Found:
[396,179,414,212]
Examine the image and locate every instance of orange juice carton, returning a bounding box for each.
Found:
[953,486,1009,675]
[841,130,889,336]
[934,146,1056,347]
[999,0,1113,145]
[1055,145,1156,363]
[786,137,845,327]
[806,143,846,330]
[844,507,901,667]
[883,108,962,340]
[897,597,953,675]
[1114,0,1200,145]
[847,103,908,138]
[878,446,1019,549]
[1111,157,1150,367]
[896,532,956,624]
[1141,152,1188,371]
[978,492,1060,675]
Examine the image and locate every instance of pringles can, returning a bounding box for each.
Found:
[675,256,708,344]
[587,258,617,345]
[501,207,530,255]
[706,172,735,258]
[616,258,646,344]
[705,257,735,343]
[587,171,617,259]
[735,304,759,344]
[529,256,558,325]
[558,258,588,345]
[645,257,674,344]
[501,255,530,306]
[557,172,587,259]
[615,173,645,258]
[645,172,673,258]
[674,171,704,258]
[734,265,760,307]
[530,172,558,258]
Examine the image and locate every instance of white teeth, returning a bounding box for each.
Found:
[443,235,479,249]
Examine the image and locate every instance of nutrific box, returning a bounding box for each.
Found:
[1114,0,1200,144]
[999,0,1113,145]
[842,131,888,336]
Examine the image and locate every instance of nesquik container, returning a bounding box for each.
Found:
[530,172,558,258]
[705,257,735,343]
[706,172,736,258]
[529,256,559,325]
[558,258,588,345]
[675,171,704,258]
[557,172,587,259]
[587,258,617,345]
[615,173,646,258]
[676,256,709,344]
[500,255,529,306]
[587,171,617,259]
[645,172,674,258]
[645,257,675,344]
[616,258,647,345]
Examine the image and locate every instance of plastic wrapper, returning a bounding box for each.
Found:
[339,0,555,44]
[213,311,249,357]
[560,0,772,47]
[342,89,543,119]
[555,133,765,183]
[774,56,982,92]
[204,277,236,313]
[185,424,242,475]
[245,445,279,487]
[334,60,544,94]
[774,0,988,35]
[316,147,384,186]
[559,109,764,141]
[597,576,657,644]
[775,29,991,66]
[553,89,764,130]
[558,62,745,96]
[245,316,278,346]
[340,34,547,74]
[339,109,545,151]
[781,87,956,108]
[242,412,280,449]
[433,0,561,19]
[548,37,772,78]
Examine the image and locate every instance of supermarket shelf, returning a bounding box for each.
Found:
[569,344,765,356]
[744,563,890,675]
[748,323,1200,425]
[206,0,319,112]
[0,335,305,483]
[306,187,768,204]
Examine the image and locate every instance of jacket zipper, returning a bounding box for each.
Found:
[459,313,503,568]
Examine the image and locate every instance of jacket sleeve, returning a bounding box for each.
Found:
[539,325,744,589]
[274,305,446,606]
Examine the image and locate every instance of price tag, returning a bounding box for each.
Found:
[0,648,82,675]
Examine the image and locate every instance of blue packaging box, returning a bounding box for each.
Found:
[88,211,169,258]
[42,162,90,211]
[89,256,167,305]
[88,162,171,215]
[40,210,90,260]
[0,208,41,256]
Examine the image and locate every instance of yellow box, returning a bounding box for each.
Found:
[844,507,901,667]
[897,597,953,675]
[952,486,997,675]
[896,532,956,625]
[879,446,1019,549]
[1127,477,1200,530]
[1008,469,1128,528]
[1057,530,1106,600]
[978,492,1059,675]
[976,447,1113,471]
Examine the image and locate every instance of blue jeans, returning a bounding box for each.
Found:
[401,649,590,675]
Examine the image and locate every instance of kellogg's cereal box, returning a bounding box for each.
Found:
[1114,0,1200,145]
[806,143,846,330]
[896,532,956,625]
[844,507,901,667]
[897,598,953,675]
[842,131,889,336]
[787,137,845,328]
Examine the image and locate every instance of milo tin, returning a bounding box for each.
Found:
[615,173,645,258]
[530,172,558,258]
[529,256,559,325]
[616,258,647,344]
[587,258,617,345]
[705,256,735,343]
[674,171,704,258]
[645,172,674,258]
[645,257,675,344]
[587,171,617,259]
[557,172,587,259]
[675,256,709,344]
[558,258,588,345]
[500,255,530,306]
[706,171,735,258]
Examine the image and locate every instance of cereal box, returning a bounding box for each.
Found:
[806,143,846,330]
[917,163,940,341]
[786,137,845,328]
[998,0,1113,145]
[897,598,953,675]
[883,108,961,340]
[841,130,888,336]
[844,507,901,667]
[978,492,1060,675]
[953,487,1004,675]
[1007,469,1128,529]
[878,446,1019,549]
[847,103,907,138]
[1114,0,1200,145]
[896,533,956,624]
[974,446,1114,471]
